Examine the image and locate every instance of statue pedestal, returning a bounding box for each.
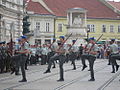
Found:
[66,26,87,45]
[67,26,86,37]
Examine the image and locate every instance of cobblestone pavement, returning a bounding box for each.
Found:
[0,59,120,90]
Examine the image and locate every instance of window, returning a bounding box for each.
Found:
[102,25,106,33]
[17,0,20,4]
[46,23,50,32]
[87,24,95,32]
[2,0,6,5]
[87,25,90,31]
[91,25,95,32]
[36,22,40,31]
[11,0,15,8]
[118,25,120,33]
[110,25,114,32]
[58,24,62,32]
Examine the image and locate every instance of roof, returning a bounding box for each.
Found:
[108,1,120,10]
[27,0,120,19]
[26,0,52,15]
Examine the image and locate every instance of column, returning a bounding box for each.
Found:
[67,13,69,25]
[85,13,87,27]
[41,36,45,45]
[70,12,72,26]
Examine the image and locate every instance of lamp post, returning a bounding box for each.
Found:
[87,28,90,43]
[0,14,3,41]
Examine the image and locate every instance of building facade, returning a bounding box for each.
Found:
[28,14,55,45]
[0,0,23,42]
[26,0,120,45]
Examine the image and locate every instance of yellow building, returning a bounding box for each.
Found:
[27,0,120,45]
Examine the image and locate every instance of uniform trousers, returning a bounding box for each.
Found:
[69,52,77,69]
[47,54,66,79]
[12,54,27,80]
[81,54,96,79]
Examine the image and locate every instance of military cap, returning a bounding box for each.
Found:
[89,37,95,41]
[111,39,115,42]
[53,38,56,41]
[59,36,65,39]
[0,41,3,44]
[17,38,21,42]
[21,35,27,39]
[2,41,6,44]
[72,40,76,43]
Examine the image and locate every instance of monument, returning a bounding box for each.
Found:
[66,7,87,45]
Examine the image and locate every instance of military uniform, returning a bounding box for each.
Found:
[78,44,83,60]
[0,42,5,73]
[69,43,78,70]
[81,37,98,81]
[16,36,30,82]
[44,36,67,81]
[41,45,48,65]
[47,40,58,68]
[109,39,119,73]
[11,41,21,75]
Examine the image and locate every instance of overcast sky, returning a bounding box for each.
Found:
[108,0,120,2]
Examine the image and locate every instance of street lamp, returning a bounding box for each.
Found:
[0,14,3,41]
[87,28,90,43]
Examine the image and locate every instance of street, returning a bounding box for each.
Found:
[0,59,120,90]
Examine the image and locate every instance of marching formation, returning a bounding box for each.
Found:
[0,34,120,83]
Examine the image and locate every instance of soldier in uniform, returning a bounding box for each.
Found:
[41,44,48,65]
[81,37,98,81]
[109,39,119,73]
[68,40,78,70]
[78,44,83,60]
[47,38,58,68]
[0,42,5,73]
[15,36,30,82]
[44,36,67,81]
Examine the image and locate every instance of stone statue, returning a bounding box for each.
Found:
[73,15,82,26]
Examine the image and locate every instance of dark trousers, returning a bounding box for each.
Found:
[109,54,119,72]
[47,54,66,79]
[81,54,96,79]
[47,51,56,66]
[110,54,120,65]
[110,54,120,72]
[41,55,47,65]
[0,58,5,73]
[20,54,27,80]
[12,54,27,80]
[12,54,21,74]
[69,52,77,69]
[5,56,11,72]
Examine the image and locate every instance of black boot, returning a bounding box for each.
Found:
[88,78,95,81]
[44,69,51,74]
[116,65,119,72]
[19,79,27,82]
[81,65,87,71]
[57,78,64,82]
[52,66,56,68]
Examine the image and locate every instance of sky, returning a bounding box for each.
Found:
[108,0,120,2]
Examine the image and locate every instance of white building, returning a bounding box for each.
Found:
[26,0,55,45]
[0,0,23,42]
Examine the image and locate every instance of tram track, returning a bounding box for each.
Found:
[54,60,108,90]
[3,59,106,90]
[97,70,120,90]
[0,66,47,82]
